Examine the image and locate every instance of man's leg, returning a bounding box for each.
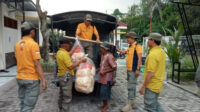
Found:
[58,85,63,110]
[22,80,40,112]
[122,71,138,111]
[16,79,26,111]
[82,42,93,59]
[87,43,93,59]
[58,76,73,112]
[144,88,164,112]
[127,71,137,100]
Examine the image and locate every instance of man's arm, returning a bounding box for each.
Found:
[137,53,142,69]
[68,58,86,70]
[116,46,127,54]
[100,55,117,75]
[135,53,142,76]
[143,72,154,87]
[34,60,47,90]
[76,24,81,37]
[139,72,154,95]
[94,26,100,42]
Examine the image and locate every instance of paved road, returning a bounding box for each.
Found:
[0,60,200,112]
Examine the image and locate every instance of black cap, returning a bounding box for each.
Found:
[59,38,71,45]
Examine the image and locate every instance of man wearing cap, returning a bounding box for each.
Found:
[76,14,100,59]
[139,33,166,112]
[116,32,142,112]
[98,42,117,112]
[56,38,86,112]
[15,22,47,112]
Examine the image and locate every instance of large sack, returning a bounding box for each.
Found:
[71,37,85,63]
[75,57,96,94]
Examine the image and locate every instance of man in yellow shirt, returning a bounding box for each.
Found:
[56,38,86,112]
[139,33,166,112]
[116,32,142,112]
[15,22,47,112]
[76,14,100,59]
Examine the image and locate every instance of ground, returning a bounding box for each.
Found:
[0,59,200,112]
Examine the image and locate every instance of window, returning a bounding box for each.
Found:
[4,16,18,29]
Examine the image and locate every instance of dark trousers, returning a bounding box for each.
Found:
[58,75,73,112]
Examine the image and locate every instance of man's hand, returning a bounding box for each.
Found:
[96,39,101,43]
[135,70,140,76]
[42,80,47,90]
[100,71,105,75]
[139,85,145,95]
[96,68,100,72]
[81,58,87,63]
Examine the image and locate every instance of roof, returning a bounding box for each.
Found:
[117,21,127,27]
[171,0,200,6]
[50,11,118,35]
[2,0,37,11]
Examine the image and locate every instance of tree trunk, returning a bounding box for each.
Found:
[36,0,49,62]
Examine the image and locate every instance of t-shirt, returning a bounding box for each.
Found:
[15,36,41,80]
[126,42,142,71]
[56,48,74,76]
[76,22,99,40]
[144,46,166,93]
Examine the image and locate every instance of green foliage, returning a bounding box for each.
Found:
[166,55,195,80]
[40,59,54,72]
[112,9,123,20]
[162,24,184,63]
[49,29,64,52]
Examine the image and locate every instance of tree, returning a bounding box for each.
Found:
[112,9,123,20]
[36,0,49,62]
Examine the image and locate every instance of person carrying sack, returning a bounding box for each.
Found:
[56,38,86,112]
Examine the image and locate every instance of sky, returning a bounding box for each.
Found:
[32,0,141,15]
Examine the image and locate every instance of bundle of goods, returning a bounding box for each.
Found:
[71,38,85,63]
[75,58,96,94]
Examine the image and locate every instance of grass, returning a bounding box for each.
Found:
[166,55,196,81]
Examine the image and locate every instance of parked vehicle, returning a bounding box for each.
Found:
[50,11,118,93]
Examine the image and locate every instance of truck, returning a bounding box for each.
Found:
[50,11,118,94]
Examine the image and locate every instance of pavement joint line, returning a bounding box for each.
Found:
[167,81,200,98]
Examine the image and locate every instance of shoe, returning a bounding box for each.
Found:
[130,100,137,109]
[121,100,132,112]
[194,87,200,95]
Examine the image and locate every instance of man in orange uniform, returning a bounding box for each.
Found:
[116,32,142,112]
[76,14,100,59]
[15,22,47,112]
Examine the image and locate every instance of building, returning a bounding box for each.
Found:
[116,21,127,48]
[0,0,42,71]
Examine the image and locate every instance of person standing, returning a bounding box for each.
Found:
[98,42,117,112]
[76,14,100,59]
[56,38,86,112]
[116,32,142,112]
[139,33,166,112]
[15,22,47,112]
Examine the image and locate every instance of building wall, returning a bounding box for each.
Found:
[0,2,21,70]
[0,2,4,70]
